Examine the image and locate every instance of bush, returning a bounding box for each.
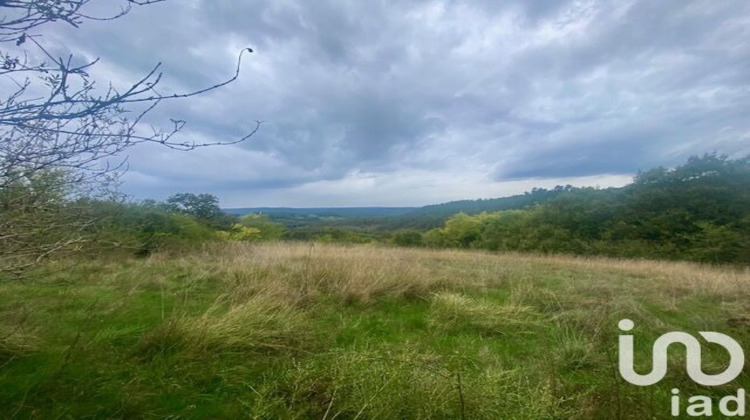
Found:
[85,201,219,256]
[392,230,424,247]
[236,214,286,240]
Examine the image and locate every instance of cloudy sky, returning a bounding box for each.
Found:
[43,0,750,207]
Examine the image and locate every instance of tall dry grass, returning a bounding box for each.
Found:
[135,293,310,358]
[147,242,750,304]
[149,242,466,305]
[5,241,749,418]
[137,242,750,345]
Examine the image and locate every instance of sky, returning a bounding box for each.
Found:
[38,0,750,207]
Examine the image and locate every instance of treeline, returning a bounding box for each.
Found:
[388,185,583,229]
[245,187,579,232]
[82,196,386,256]
[3,154,747,275]
[396,154,749,264]
[81,195,289,257]
[281,184,615,231]
[70,154,750,264]
[0,186,291,275]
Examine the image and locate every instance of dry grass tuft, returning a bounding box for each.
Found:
[429,292,543,334]
[157,242,463,305]
[494,252,750,297]
[0,324,40,361]
[267,348,565,419]
[136,293,309,358]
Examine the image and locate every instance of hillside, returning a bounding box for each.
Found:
[213,155,750,264]
[223,207,415,218]
[223,187,612,230]
[384,185,615,229]
[404,185,581,218]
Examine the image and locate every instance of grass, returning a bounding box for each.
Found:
[1,242,749,418]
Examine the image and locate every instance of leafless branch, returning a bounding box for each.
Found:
[1,0,259,275]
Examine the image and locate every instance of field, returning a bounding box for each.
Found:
[2,243,749,419]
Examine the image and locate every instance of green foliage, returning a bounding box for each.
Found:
[392,230,424,247]
[163,193,233,229]
[422,227,449,248]
[217,215,287,242]
[87,200,219,256]
[236,214,286,240]
[385,185,580,229]
[6,154,747,266]
[218,224,263,242]
[425,212,498,248]
[686,221,749,264]
[423,154,750,263]
[284,226,378,244]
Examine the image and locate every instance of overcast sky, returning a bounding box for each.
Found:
[42,0,750,207]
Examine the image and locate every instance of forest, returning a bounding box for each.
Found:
[414,154,750,263]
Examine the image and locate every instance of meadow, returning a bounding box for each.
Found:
[2,242,749,419]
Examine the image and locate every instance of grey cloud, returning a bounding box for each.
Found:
[36,0,750,204]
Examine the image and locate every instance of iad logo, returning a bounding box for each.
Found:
[618,319,746,417]
[618,319,744,386]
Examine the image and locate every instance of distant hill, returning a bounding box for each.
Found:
[223,187,609,230]
[404,186,578,219]
[223,207,416,218]
[382,186,593,229]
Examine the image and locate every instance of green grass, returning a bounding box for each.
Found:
[1,242,749,418]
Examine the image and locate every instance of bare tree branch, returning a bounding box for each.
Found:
[0,0,259,275]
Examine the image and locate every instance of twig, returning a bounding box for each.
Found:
[456,372,466,420]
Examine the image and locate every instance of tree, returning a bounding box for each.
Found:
[0,170,90,272]
[0,1,258,274]
[164,193,223,222]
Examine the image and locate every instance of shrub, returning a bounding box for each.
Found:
[392,230,424,247]
[236,214,287,240]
